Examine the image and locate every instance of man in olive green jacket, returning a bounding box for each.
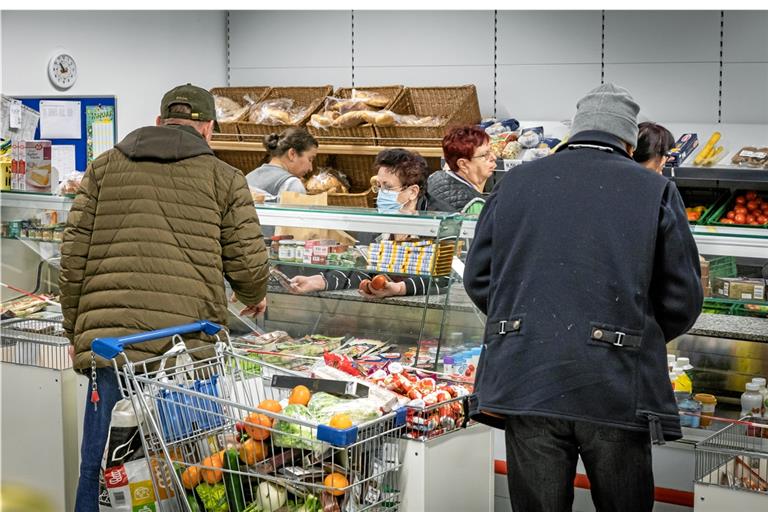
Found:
[61,84,269,511]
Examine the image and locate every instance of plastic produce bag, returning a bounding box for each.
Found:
[307,392,382,425]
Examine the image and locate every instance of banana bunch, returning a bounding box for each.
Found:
[693,132,726,166]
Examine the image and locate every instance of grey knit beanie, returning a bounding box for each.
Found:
[571,83,640,147]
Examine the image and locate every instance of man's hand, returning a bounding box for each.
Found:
[289,275,326,294]
[359,280,406,298]
[240,297,267,317]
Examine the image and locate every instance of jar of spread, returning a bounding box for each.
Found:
[294,241,306,263]
[279,240,295,261]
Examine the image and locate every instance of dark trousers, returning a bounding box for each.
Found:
[505,415,654,512]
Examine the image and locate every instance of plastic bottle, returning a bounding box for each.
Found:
[678,397,702,428]
[740,382,763,418]
[750,377,767,418]
[667,354,677,372]
[694,393,717,428]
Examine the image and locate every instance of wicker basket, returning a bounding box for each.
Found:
[210,86,271,141]
[376,85,481,147]
[332,154,377,192]
[327,188,376,208]
[237,86,333,142]
[307,85,404,146]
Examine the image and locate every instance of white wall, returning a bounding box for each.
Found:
[227,10,768,126]
[1,11,228,140]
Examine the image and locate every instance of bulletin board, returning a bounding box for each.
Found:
[14,96,117,173]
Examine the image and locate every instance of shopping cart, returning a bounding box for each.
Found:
[92,321,405,512]
[694,416,768,510]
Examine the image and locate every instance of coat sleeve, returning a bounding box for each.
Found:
[59,163,100,342]
[649,181,704,341]
[221,171,270,305]
[463,193,496,314]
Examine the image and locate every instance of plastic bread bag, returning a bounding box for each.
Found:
[214,94,252,123]
[350,89,391,109]
[304,169,350,194]
[485,118,520,136]
[59,170,83,195]
[392,114,445,127]
[307,392,382,425]
[518,127,544,148]
[248,98,299,124]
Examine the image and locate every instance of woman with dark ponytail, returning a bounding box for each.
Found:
[246,127,319,197]
[633,121,675,174]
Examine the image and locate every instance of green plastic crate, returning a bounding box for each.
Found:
[707,256,738,279]
[704,190,768,228]
[732,303,768,318]
[680,188,729,225]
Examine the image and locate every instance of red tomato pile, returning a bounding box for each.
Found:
[719,191,768,226]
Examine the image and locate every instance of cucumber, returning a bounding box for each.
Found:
[223,448,246,512]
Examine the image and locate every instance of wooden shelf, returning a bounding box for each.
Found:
[210,140,444,158]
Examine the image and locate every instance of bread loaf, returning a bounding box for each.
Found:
[332,111,371,128]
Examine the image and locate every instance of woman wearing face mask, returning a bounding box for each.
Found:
[246,128,318,198]
[289,148,447,298]
[426,125,496,212]
[633,121,675,174]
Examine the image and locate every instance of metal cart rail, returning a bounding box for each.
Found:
[1,316,69,370]
[92,321,405,512]
[694,416,768,510]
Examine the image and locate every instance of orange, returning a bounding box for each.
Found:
[200,454,224,484]
[328,413,352,430]
[258,399,282,414]
[288,385,311,406]
[181,466,201,490]
[239,438,268,465]
[324,472,349,496]
[244,412,272,441]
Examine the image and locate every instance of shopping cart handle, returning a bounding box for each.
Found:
[91,321,223,360]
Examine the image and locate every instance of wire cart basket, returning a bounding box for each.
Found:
[92,321,406,512]
[694,416,768,510]
[0,316,70,370]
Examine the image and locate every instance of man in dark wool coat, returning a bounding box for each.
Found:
[464,82,703,512]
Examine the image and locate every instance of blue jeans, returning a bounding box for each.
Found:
[505,415,654,512]
[75,367,123,512]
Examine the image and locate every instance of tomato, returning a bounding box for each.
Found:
[734,213,747,224]
[735,196,747,205]
[720,219,735,224]
[745,191,757,200]
[762,203,768,213]
[746,215,756,224]
[747,201,759,211]
[749,221,761,226]
[358,279,372,294]
[734,206,748,215]
[757,215,768,225]
[726,211,736,220]
[370,274,391,290]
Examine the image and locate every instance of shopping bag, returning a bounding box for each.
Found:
[98,399,181,511]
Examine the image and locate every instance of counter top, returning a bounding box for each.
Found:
[688,313,768,343]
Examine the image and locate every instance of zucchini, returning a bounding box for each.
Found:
[223,448,246,512]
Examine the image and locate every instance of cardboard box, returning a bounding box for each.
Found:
[712,277,766,301]
[666,133,699,167]
[22,141,52,192]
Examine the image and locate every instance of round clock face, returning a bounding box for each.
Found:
[48,53,77,89]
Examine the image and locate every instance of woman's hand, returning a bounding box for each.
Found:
[359,280,406,298]
[289,274,326,294]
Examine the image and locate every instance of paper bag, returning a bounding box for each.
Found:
[277,191,356,244]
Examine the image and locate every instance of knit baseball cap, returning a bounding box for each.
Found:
[160,83,220,132]
[570,83,640,147]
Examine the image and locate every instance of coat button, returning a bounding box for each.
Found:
[512,320,521,331]
[593,329,603,339]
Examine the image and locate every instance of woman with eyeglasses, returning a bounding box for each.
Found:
[288,148,448,298]
[633,121,675,174]
[426,125,496,212]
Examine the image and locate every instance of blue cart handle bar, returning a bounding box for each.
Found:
[90,320,223,360]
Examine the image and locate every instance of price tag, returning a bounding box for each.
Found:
[503,159,522,171]
[9,100,22,129]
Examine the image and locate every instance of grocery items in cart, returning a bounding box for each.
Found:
[91,321,406,512]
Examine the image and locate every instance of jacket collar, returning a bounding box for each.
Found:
[557,130,632,159]
[115,124,214,162]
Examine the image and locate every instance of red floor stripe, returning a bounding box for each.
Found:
[494,460,694,508]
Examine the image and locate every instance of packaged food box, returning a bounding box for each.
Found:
[665,133,698,167]
[711,277,766,301]
[23,141,52,192]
